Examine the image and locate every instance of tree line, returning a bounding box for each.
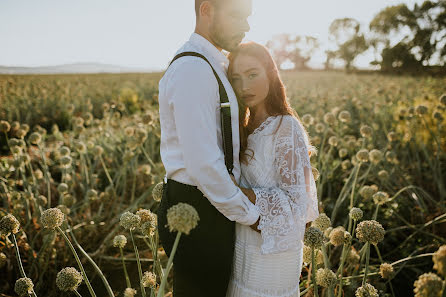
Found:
[266,0,445,73]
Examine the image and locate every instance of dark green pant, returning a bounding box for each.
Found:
[156,179,235,297]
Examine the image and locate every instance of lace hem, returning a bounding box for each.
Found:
[229,278,300,297]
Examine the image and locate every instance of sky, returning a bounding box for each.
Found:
[0,0,425,70]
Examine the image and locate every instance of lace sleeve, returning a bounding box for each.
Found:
[252,116,319,254]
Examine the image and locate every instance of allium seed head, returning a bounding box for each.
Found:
[312,213,331,232]
[378,170,389,180]
[302,114,314,126]
[338,148,348,158]
[356,220,385,245]
[113,235,127,248]
[355,283,378,297]
[360,125,373,138]
[359,185,377,200]
[356,149,369,163]
[152,182,164,202]
[59,146,71,156]
[372,191,390,205]
[323,112,336,125]
[440,94,446,106]
[120,211,141,231]
[0,120,11,133]
[433,245,446,277]
[41,208,65,229]
[316,268,337,288]
[124,288,137,297]
[413,272,443,297]
[338,110,351,123]
[0,214,20,236]
[57,183,69,193]
[28,132,42,145]
[302,245,324,265]
[93,145,104,156]
[415,105,428,115]
[315,123,325,133]
[303,226,324,249]
[14,277,34,296]
[141,271,157,288]
[368,149,383,164]
[167,203,199,235]
[379,263,394,279]
[329,226,346,247]
[328,136,338,147]
[349,207,363,221]
[56,267,83,291]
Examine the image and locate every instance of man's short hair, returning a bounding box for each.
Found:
[195,0,221,17]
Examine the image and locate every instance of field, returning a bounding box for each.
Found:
[0,71,445,297]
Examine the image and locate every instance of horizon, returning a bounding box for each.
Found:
[0,0,426,70]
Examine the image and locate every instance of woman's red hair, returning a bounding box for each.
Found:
[228,41,307,164]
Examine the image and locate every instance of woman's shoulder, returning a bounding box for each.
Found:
[272,114,303,133]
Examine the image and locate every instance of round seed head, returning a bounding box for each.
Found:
[167,203,199,235]
[302,114,314,126]
[356,149,369,163]
[113,235,127,248]
[311,213,331,232]
[360,125,372,138]
[56,267,83,291]
[356,220,385,245]
[359,185,377,200]
[329,226,346,246]
[93,145,104,156]
[0,214,20,236]
[338,148,348,158]
[28,132,42,145]
[328,136,338,147]
[141,271,157,288]
[120,211,141,231]
[415,105,428,115]
[372,191,390,205]
[41,208,65,229]
[59,146,71,156]
[302,245,324,265]
[380,263,394,279]
[315,123,325,133]
[124,288,137,297]
[368,149,383,164]
[355,283,378,297]
[413,272,443,297]
[14,277,34,296]
[0,120,11,133]
[57,183,69,194]
[433,245,446,277]
[338,110,351,123]
[303,226,324,249]
[316,268,337,288]
[152,182,164,202]
[378,170,389,180]
[349,207,363,221]
[323,112,336,125]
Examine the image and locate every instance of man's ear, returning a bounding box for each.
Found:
[199,1,213,20]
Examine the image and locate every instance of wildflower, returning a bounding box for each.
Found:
[349,208,363,221]
[328,136,338,147]
[323,112,336,125]
[341,160,351,170]
[140,164,151,175]
[59,146,71,156]
[311,135,321,146]
[152,182,164,202]
[0,252,7,268]
[360,125,372,138]
[338,148,348,158]
[0,214,20,236]
[14,277,34,296]
[113,235,127,248]
[61,194,75,207]
[303,245,324,265]
[0,120,11,133]
[359,185,377,200]
[356,220,385,245]
[16,129,27,139]
[344,231,352,244]
[372,191,390,205]
[415,105,428,115]
[316,268,337,288]
[56,267,83,291]
[347,248,360,265]
[135,128,148,144]
[86,189,98,201]
[59,156,72,169]
[338,110,351,123]
[312,213,331,232]
[66,103,75,113]
[324,227,333,238]
[356,149,369,163]
[312,167,320,181]
[378,170,389,180]
[136,209,157,225]
[56,205,71,215]
[74,141,87,154]
[368,149,383,164]
[93,145,104,156]
[74,117,84,126]
[167,203,199,235]
[125,127,135,137]
[140,221,157,237]
[385,151,397,163]
[315,123,325,133]
[433,245,446,277]
[302,114,314,126]
[379,263,394,279]
[28,132,42,145]
[141,271,157,288]
[57,183,69,193]
[120,211,141,231]
[413,272,443,297]
[124,288,137,297]
[440,94,446,106]
[355,283,378,297]
[41,208,65,229]
[102,102,110,112]
[303,227,324,249]
[329,226,345,246]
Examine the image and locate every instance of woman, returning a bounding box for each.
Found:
[225,42,320,297]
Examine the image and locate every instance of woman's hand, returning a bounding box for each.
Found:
[250,218,261,233]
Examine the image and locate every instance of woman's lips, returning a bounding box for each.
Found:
[243,94,255,100]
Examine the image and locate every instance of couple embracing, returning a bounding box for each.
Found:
[156,0,320,296]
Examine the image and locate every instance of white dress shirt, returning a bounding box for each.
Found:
[158,32,260,226]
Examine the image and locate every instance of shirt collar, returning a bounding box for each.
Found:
[189,32,229,72]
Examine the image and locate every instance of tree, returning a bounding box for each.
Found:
[329,18,369,70]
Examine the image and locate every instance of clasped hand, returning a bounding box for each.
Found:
[230,175,261,234]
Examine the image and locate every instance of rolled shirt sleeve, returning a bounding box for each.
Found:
[166,57,260,226]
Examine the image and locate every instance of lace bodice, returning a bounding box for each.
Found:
[240,115,319,254]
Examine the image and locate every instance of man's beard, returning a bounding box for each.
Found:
[210,20,238,52]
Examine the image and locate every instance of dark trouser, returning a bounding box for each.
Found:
[156,179,235,297]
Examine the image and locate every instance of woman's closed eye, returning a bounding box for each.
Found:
[248,73,257,79]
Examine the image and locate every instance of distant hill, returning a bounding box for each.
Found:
[0,62,156,74]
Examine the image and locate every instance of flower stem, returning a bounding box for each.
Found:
[11,234,38,297]
[74,290,83,297]
[56,227,97,297]
[130,229,146,297]
[157,232,181,297]
[120,247,132,288]
[311,247,319,297]
[362,242,371,286]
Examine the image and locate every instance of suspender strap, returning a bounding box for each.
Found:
[168,51,234,175]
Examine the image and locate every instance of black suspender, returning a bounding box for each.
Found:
[167,51,234,175]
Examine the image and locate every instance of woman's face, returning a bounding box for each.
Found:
[230,54,269,110]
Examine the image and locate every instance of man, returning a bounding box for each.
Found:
[156,0,260,296]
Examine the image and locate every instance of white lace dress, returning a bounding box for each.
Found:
[226,115,319,297]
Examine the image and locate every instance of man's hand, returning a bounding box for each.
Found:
[250,217,261,233]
